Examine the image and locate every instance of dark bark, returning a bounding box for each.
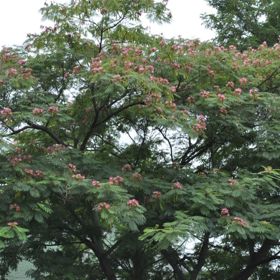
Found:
[91,240,117,280]
[230,239,274,280]
[162,247,185,280]
[190,232,210,280]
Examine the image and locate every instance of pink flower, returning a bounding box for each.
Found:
[165,101,176,110]
[7,68,17,77]
[221,208,230,216]
[226,81,235,89]
[137,65,145,73]
[200,90,210,98]
[91,58,103,73]
[146,65,154,73]
[22,68,32,79]
[173,182,183,189]
[0,107,12,118]
[48,106,59,114]
[193,114,206,133]
[124,61,134,70]
[10,203,21,212]
[132,172,143,181]
[127,199,139,207]
[91,180,101,188]
[228,178,237,186]
[150,47,157,52]
[239,77,248,85]
[122,164,132,172]
[18,59,26,65]
[219,107,228,114]
[249,88,258,96]
[72,173,85,180]
[170,86,177,93]
[46,144,65,154]
[234,88,242,95]
[233,216,248,227]
[108,176,124,185]
[112,74,122,82]
[218,93,226,102]
[72,66,81,74]
[64,72,70,79]
[187,96,195,104]
[24,168,44,178]
[152,191,161,199]
[68,163,77,173]
[32,108,44,115]
[7,221,18,228]
[97,202,110,212]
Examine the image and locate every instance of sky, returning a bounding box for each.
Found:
[0,0,216,47]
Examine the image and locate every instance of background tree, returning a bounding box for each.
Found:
[1,1,280,279]
[203,0,280,49]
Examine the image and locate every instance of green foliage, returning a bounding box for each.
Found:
[1,0,280,279]
[203,0,280,49]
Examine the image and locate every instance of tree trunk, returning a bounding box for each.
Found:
[162,248,185,280]
[91,240,117,280]
[190,232,210,280]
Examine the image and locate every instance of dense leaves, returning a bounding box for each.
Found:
[1,0,280,279]
[203,0,280,49]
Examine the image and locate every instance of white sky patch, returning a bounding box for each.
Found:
[0,0,216,47]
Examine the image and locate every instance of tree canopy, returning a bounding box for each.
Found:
[1,0,280,279]
[203,0,280,49]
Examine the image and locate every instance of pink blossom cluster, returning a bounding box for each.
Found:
[112,74,123,82]
[221,207,230,216]
[124,61,134,70]
[18,59,26,65]
[217,93,226,102]
[194,114,206,133]
[32,108,44,115]
[173,182,183,189]
[122,163,132,172]
[72,173,85,180]
[46,144,65,154]
[152,191,161,199]
[7,221,18,228]
[233,216,248,227]
[150,75,170,85]
[226,81,235,89]
[10,203,21,212]
[48,106,59,114]
[0,107,12,118]
[132,172,143,181]
[24,168,44,178]
[228,178,238,186]
[144,92,161,105]
[7,68,17,77]
[9,154,32,166]
[22,68,32,79]
[200,90,210,98]
[219,107,228,114]
[249,88,258,96]
[234,88,242,95]
[165,100,177,110]
[91,58,103,73]
[68,163,77,173]
[97,202,110,212]
[91,180,101,188]
[239,77,248,85]
[127,199,139,207]
[72,65,81,74]
[109,176,124,185]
